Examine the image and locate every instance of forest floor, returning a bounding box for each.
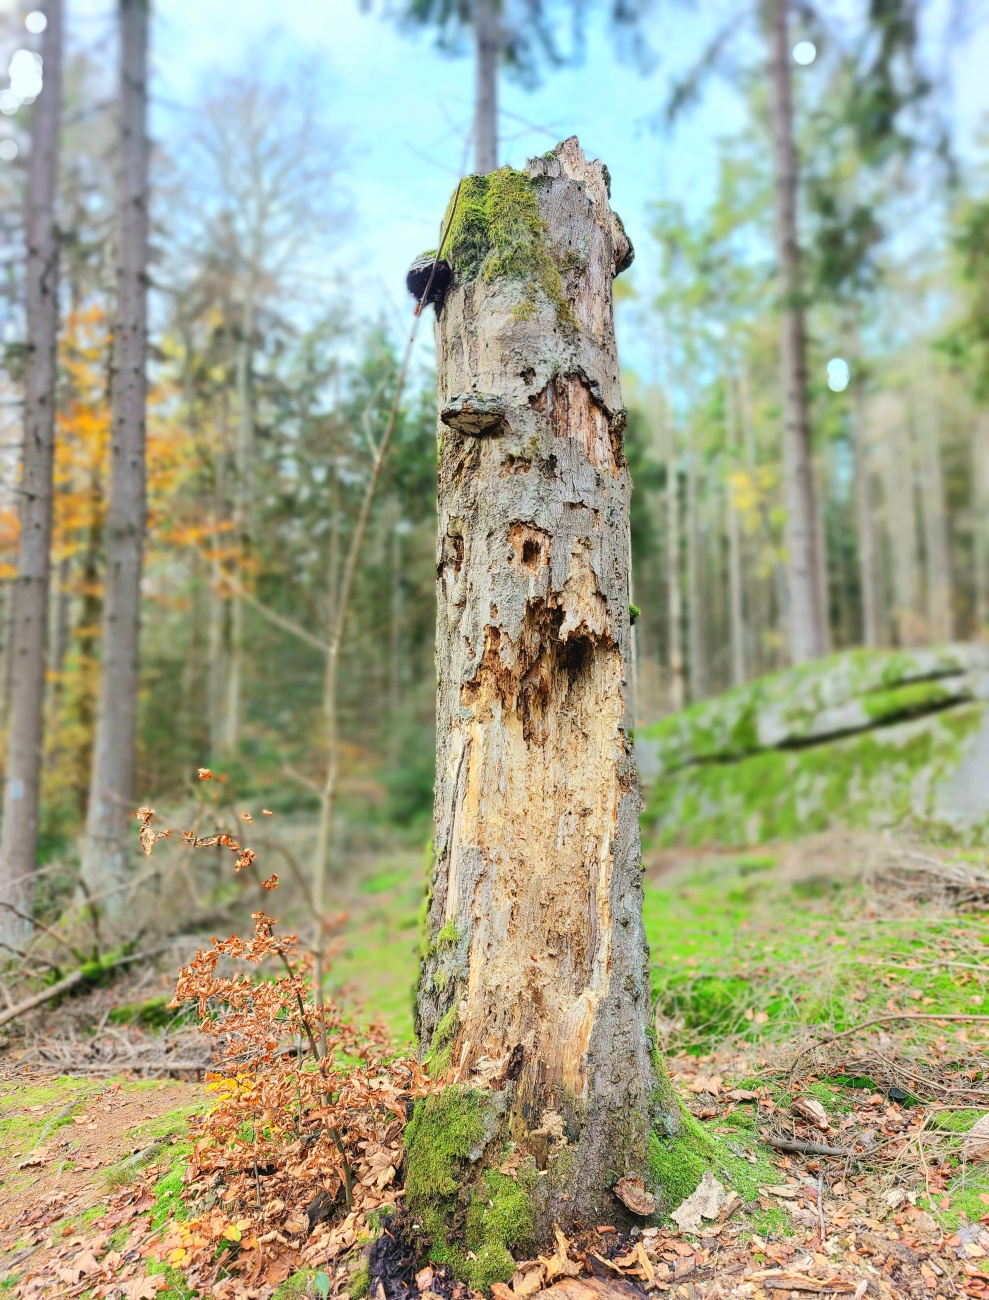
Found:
[1,829,988,1299]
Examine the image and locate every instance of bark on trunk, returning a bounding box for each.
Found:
[0,0,64,950]
[474,0,498,174]
[414,139,680,1242]
[767,0,828,663]
[81,0,149,916]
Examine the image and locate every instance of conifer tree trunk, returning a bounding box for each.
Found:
[767,0,828,663]
[81,0,149,916]
[666,452,685,711]
[414,139,680,1244]
[474,0,499,173]
[0,0,64,950]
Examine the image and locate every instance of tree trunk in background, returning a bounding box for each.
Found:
[974,411,989,636]
[767,0,828,663]
[416,139,679,1232]
[686,447,706,700]
[666,453,684,711]
[81,0,149,918]
[474,0,498,173]
[873,393,924,647]
[725,371,747,687]
[222,295,256,757]
[915,387,954,643]
[0,0,64,950]
[852,374,882,647]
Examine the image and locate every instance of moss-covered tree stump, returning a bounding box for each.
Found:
[407,138,694,1288]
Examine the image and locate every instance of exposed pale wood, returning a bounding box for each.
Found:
[419,138,677,1227]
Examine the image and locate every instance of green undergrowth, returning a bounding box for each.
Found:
[645,848,989,1054]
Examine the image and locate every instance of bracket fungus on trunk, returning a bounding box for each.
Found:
[440,392,507,437]
[407,138,702,1289]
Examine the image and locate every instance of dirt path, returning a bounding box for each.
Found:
[0,1070,201,1289]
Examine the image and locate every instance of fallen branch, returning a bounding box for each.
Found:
[789,1012,989,1075]
[0,943,172,1030]
[765,1136,849,1158]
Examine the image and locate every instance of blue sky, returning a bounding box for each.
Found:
[55,0,989,379]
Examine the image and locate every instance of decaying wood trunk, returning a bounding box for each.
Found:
[415,138,679,1238]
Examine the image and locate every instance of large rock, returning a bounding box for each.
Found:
[637,645,989,846]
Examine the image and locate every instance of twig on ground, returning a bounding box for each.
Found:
[0,942,172,1030]
[766,1135,849,1158]
[789,1012,989,1075]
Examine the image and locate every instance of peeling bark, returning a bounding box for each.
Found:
[417,139,677,1232]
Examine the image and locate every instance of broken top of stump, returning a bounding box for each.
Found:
[440,392,506,436]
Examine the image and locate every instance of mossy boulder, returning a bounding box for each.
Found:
[638,644,989,846]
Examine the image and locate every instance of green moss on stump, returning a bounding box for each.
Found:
[404,1089,534,1292]
[444,169,574,328]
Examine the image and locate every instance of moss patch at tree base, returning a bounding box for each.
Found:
[403,1087,534,1292]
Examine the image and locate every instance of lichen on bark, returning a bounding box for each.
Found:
[413,137,684,1266]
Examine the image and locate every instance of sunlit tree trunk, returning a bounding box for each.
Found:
[474,0,499,173]
[767,0,828,663]
[81,0,150,918]
[0,0,64,950]
[416,140,679,1231]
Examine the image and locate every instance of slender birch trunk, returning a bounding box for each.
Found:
[724,371,747,687]
[414,140,680,1239]
[0,0,64,950]
[474,0,498,173]
[767,0,828,663]
[81,0,150,917]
